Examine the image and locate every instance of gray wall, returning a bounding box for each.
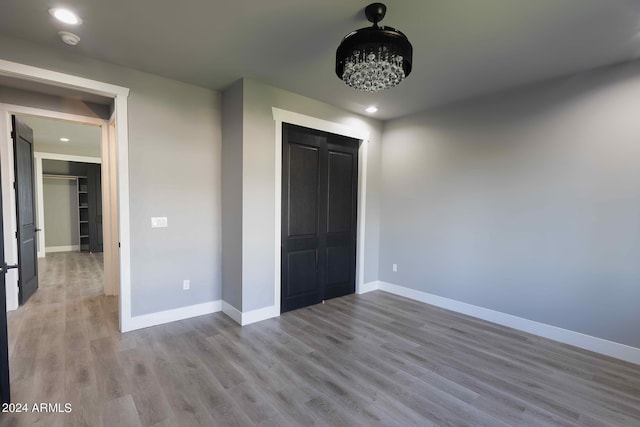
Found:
[43,178,79,248]
[380,60,640,348]
[240,78,383,311]
[126,69,221,316]
[221,80,244,310]
[35,141,101,159]
[0,85,111,119]
[0,35,222,316]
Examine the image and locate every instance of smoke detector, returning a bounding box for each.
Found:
[59,31,80,46]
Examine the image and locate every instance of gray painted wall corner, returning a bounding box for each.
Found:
[221,79,244,310]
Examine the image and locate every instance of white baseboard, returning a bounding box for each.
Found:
[222,301,279,326]
[126,300,222,332]
[45,245,80,253]
[358,280,382,294]
[242,305,279,325]
[375,281,640,365]
[221,301,242,325]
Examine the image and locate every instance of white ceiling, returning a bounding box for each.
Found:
[2,0,640,119]
[17,114,101,152]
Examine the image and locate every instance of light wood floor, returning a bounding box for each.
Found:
[1,252,639,426]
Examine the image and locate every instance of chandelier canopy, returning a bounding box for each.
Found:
[336,3,413,92]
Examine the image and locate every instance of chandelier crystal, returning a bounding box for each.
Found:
[342,47,405,92]
[336,3,412,92]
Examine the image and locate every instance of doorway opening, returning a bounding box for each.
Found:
[3,110,118,311]
[18,114,111,310]
[0,59,131,330]
[0,60,130,403]
[3,110,120,388]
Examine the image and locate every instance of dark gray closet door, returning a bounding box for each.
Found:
[281,124,358,313]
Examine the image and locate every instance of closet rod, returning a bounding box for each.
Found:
[43,174,78,181]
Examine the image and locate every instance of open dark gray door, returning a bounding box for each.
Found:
[12,116,38,305]
[0,149,12,403]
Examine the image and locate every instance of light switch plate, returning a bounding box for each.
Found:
[151,217,168,228]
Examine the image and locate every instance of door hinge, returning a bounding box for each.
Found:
[10,131,15,141]
[118,242,121,248]
[12,182,16,190]
[14,231,18,239]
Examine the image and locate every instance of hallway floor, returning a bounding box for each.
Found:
[3,251,112,426]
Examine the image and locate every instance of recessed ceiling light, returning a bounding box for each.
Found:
[365,106,378,114]
[59,137,70,142]
[49,8,82,25]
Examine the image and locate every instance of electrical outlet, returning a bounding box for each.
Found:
[392,263,398,272]
[183,279,190,290]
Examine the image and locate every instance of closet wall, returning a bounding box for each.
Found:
[41,160,101,253]
[43,175,79,251]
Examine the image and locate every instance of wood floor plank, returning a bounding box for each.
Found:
[64,386,103,427]
[119,346,173,427]
[90,336,131,402]
[102,395,142,427]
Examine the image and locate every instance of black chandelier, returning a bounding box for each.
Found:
[336,3,413,92]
